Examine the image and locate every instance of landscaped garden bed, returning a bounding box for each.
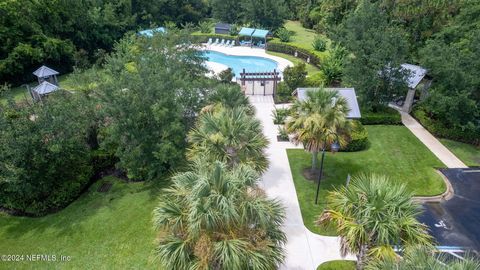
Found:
[287,125,446,235]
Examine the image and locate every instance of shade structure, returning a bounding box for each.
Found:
[294,87,361,119]
[32,81,59,95]
[138,27,166,37]
[251,29,270,39]
[401,63,427,89]
[32,65,59,78]
[238,27,255,37]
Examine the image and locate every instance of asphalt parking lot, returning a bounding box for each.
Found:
[419,168,480,252]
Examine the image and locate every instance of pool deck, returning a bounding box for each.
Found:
[200,43,294,75]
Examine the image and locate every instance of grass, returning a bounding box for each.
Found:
[0,176,164,269]
[266,51,322,76]
[287,125,446,235]
[279,20,331,60]
[317,260,356,270]
[440,139,480,167]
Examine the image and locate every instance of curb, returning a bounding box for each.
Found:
[413,169,454,203]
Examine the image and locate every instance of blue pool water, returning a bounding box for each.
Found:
[204,51,279,76]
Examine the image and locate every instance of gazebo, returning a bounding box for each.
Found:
[138,27,166,37]
[32,65,59,85]
[400,63,430,112]
[30,81,59,101]
[251,29,270,48]
[238,27,256,45]
[215,23,231,35]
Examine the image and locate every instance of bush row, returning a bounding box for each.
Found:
[413,107,480,146]
[192,33,239,45]
[342,121,369,152]
[266,41,321,67]
[360,107,402,125]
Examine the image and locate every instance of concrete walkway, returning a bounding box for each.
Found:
[249,95,354,270]
[400,112,468,168]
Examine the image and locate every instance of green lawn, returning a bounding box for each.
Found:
[279,20,331,60]
[266,51,322,76]
[0,177,163,269]
[440,139,480,167]
[287,125,446,235]
[317,260,356,270]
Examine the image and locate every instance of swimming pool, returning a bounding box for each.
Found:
[204,51,279,76]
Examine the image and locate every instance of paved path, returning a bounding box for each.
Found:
[400,112,468,168]
[249,95,355,270]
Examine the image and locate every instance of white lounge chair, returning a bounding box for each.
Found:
[229,40,235,47]
[213,38,219,45]
[219,39,225,46]
[224,40,231,47]
[207,38,212,45]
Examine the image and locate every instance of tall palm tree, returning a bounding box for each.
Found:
[286,87,352,170]
[153,161,286,270]
[366,245,480,270]
[188,106,268,172]
[317,174,433,270]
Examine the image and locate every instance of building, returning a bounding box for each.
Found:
[29,81,59,101]
[293,87,361,119]
[32,65,59,85]
[400,63,431,113]
[214,23,231,35]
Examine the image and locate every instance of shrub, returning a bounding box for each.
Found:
[360,106,402,125]
[342,121,369,152]
[274,82,293,104]
[272,107,290,124]
[283,63,307,91]
[413,106,480,146]
[312,36,327,52]
[229,24,239,36]
[217,67,234,83]
[276,28,294,42]
[278,125,289,141]
[305,72,326,87]
[267,41,321,67]
[198,21,212,33]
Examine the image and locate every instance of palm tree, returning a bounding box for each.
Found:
[188,106,268,172]
[317,174,433,270]
[366,245,480,270]
[286,87,352,171]
[206,84,254,114]
[153,161,286,270]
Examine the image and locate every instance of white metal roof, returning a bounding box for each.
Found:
[295,87,361,118]
[32,81,59,95]
[401,63,427,89]
[32,65,59,78]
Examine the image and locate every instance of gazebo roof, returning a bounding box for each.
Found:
[32,65,59,78]
[32,81,59,95]
[401,63,427,89]
[294,87,361,119]
[238,27,255,37]
[138,27,166,37]
[252,29,270,38]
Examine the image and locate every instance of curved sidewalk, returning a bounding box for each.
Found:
[400,112,467,169]
[250,95,354,270]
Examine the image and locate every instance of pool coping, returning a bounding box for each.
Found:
[199,44,294,73]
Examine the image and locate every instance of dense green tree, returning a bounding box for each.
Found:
[339,0,409,110]
[153,161,286,269]
[0,92,95,214]
[96,32,209,180]
[242,0,287,29]
[318,174,433,270]
[211,0,243,23]
[188,106,269,172]
[283,63,307,92]
[286,88,352,170]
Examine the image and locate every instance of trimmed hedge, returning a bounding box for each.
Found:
[267,41,321,67]
[191,33,238,45]
[413,107,480,146]
[342,121,369,152]
[360,106,402,125]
